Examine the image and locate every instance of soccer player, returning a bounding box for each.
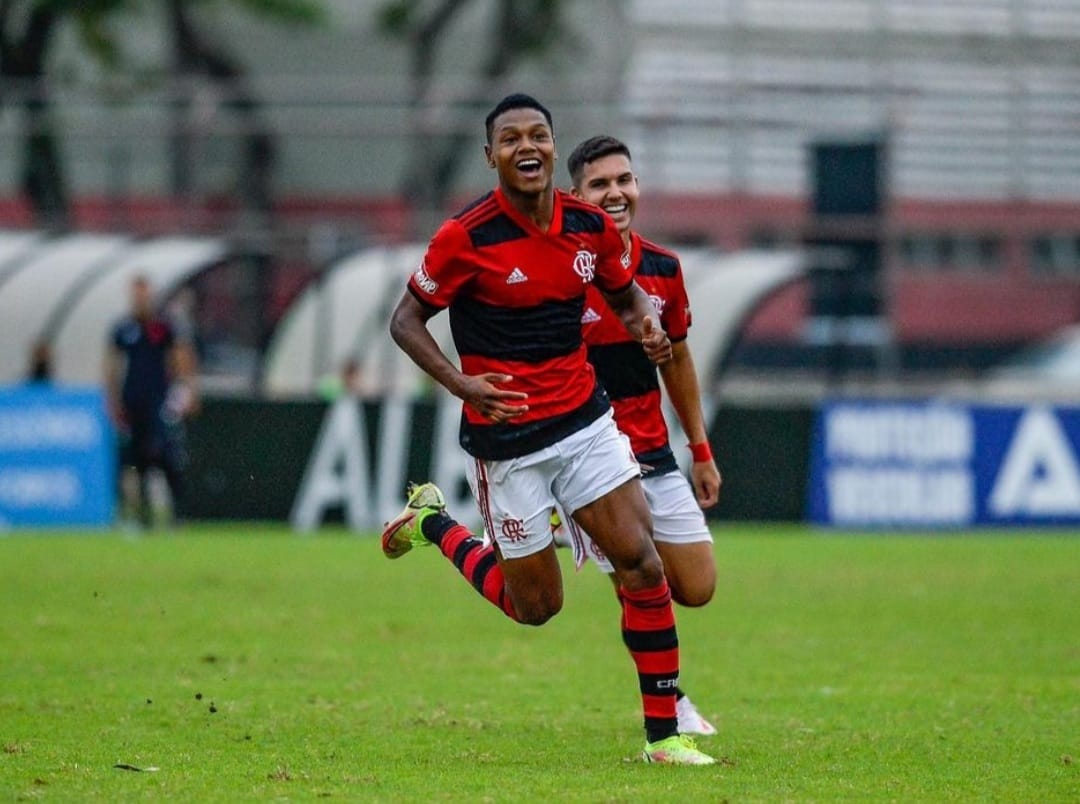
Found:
[383,93,715,766]
[562,134,723,735]
[105,275,199,528]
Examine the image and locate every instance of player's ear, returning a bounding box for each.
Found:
[569,185,583,199]
[484,144,495,169]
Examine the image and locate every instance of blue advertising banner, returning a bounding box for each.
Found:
[808,401,1080,528]
[0,386,114,528]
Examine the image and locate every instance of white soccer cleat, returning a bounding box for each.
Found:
[676,694,718,736]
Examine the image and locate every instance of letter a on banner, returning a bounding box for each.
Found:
[989,407,1080,517]
[290,398,371,531]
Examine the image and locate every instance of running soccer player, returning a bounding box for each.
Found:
[383,94,715,766]
[563,134,723,735]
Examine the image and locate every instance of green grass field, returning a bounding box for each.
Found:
[1,525,1078,802]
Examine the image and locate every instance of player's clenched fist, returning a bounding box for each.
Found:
[641,316,672,365]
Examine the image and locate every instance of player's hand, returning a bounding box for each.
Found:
[167,382,200,419]
[691,459,722,509]
[641,316,672,365]
[461,373,529,423]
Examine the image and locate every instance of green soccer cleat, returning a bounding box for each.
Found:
[380,482,446,559]
[642,734,717,766]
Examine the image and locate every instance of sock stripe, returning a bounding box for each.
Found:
[628,647,679,675]
[623,626,679,653]
[436,523,472,561]
[451,538,476,571]
[495,587,517,619]
[638,672,681,696]
[467,551,498,595]
[619,584,673,606]
[644,714,679,739]
[642,694,680,719]
[423,512,457,544]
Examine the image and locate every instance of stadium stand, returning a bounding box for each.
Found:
[624,0,1080,201]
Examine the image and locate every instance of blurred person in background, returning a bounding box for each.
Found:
[317,356,366,401]
[26,340,54,385]
[105,275,199,529]
[561,134,723,735]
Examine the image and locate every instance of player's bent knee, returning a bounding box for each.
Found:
[509,586,563,626]
[656,543,716,606]
[671,582,715,608]
[612,549,666,591]
[515,598,562,626]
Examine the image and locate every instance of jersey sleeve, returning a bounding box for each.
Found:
[407,219,474,310]
[663,262,692,342]
[591,216,633,295]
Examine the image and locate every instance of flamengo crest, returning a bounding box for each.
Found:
[501,517,527,542]
[573,250,596,282]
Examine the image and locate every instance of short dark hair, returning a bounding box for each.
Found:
[485,93,553,144]
[567,135,632,186]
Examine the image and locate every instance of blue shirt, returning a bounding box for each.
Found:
[111,316,176,411]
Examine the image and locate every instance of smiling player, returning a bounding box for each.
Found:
[561,134,723,736]
[383,94,715,765]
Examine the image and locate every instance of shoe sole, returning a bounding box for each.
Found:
[643,751,716,766]
[380,510,417,559]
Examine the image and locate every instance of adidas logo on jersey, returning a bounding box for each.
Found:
[581,307,602,324]
[506,267,528,284]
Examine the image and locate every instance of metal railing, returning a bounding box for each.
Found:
[0,0,1078,233]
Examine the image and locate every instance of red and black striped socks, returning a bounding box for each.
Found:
[422,512,681,743]
[620,581,680,743]
[422,512,519,622]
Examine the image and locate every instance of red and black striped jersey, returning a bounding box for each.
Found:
[581,232,691,475]
[407,186,633,459]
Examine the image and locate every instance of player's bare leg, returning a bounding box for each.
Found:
[655,541,716,608]
[571,478,661,592]
[493,544,564,626]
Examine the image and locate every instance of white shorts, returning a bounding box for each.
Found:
[467,409,639,561]
[559,469,713,573]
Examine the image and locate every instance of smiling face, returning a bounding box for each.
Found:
[484,107,557,199]
[570,152,639,239]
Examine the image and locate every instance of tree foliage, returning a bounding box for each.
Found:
[376,0,574,225]
[0,0,325,226]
